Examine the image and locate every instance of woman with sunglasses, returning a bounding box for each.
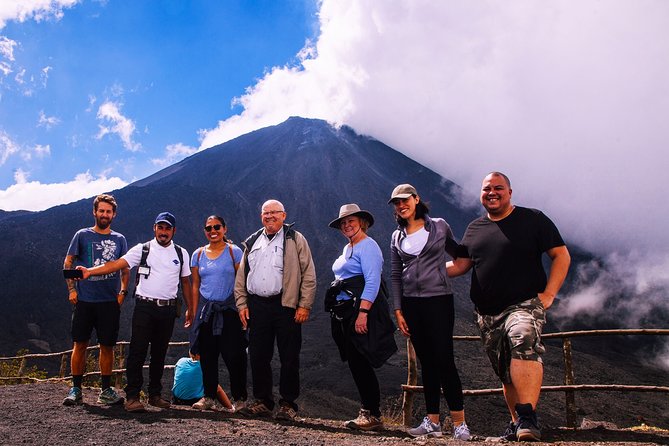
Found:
[189,215,248,411]
[389,184,471,440]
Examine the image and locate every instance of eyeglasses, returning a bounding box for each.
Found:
[204,224,222,232]
[262,210,284,217]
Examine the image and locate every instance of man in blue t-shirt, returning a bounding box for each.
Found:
[63,194,129,406]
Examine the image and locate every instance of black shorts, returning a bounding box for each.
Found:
[71,300,120,346]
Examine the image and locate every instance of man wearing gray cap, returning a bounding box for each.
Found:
[79,211,193,412]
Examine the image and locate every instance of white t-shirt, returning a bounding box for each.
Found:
[123,238,191,300]
[247,228,284,297]
[401,227,429,256]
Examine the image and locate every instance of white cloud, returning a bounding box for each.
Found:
[33,143,50,157]
[199,1,669,260]
[37,110,60,129]
[0,130,19,165]
[151,142,197,167]
[0,170,127,211]
[40,65,51,87]
[96,100,141,152]
[0,36,16,61]
[0,0,80,29]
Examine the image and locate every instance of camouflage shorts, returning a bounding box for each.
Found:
[476,297,546,384]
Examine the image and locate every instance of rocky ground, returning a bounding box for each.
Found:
[1,382,668,446]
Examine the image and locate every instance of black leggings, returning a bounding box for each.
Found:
[402,295,464,413]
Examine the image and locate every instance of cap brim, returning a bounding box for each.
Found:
[387,193,413,204]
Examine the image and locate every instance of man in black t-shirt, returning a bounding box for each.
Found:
[448,172,570,442]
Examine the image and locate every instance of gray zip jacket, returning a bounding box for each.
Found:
[390,216,459,310]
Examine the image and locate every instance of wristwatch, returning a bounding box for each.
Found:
[119,290,128,295]
[359,308,370,314]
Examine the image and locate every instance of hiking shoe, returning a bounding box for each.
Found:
[408,416,442,438]
[238,400,272,418]
[192,397,223,411]
[453,422,472,441]
[148,395,171,409]
[345,408,384,431]
[500,421,517,441]
[124,398,146,413]
[63,387,83,406]
[515,404,541,441]
[232,399,246,412]
[275,402,297,421]
[97,387,123,405]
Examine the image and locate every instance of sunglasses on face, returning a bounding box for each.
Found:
[204,224,223,232]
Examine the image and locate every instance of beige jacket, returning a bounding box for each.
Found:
[234,224,317,310]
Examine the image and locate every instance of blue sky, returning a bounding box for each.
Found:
[0,0,317,208]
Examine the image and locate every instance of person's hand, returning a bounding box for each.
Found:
[117,292,125,306]
[294,307,310,324]
[354,312,368,334]
[239,308,250,329]
[395,310,410,337]
[538,292,555,310]
[184,309,193,328]
[68,289,78,304]
[75,266,90,280]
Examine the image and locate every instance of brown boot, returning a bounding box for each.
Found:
[148,395,171,409]
[124,398,146,413]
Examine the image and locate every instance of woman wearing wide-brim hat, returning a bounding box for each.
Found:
[388,184,471,440]
[325,204,397,432]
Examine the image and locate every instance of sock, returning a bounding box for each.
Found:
[101,375,111,390]
[515,403,535,417]
[72,375,83,388]
[451,409,466,426]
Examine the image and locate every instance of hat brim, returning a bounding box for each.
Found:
[328,211,375,229]
[387,193,413,204]
[155,219,174,227]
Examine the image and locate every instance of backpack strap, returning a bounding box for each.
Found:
[173,243,184,270]
[132,242,151,298]
[227,243,239,272]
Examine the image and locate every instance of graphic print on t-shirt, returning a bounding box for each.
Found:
[89,239,119,281]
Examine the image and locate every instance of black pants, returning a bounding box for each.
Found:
[402,295,464,413]
[125,300,176,399]
[247,294,301,410]
[333,309,381,417]
[198,309,248,401]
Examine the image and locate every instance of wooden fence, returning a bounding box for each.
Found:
[2,328,669,427]
[401,328,669,427]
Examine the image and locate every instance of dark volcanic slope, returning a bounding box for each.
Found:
[0,116,478,355]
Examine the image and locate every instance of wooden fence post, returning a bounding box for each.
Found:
[114,344,125,389]
[59,352,68,378]
[402,338,417,426]
[562,337,577,427]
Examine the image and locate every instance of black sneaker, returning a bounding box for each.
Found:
[515,403,541,441]
[500,421,517,441]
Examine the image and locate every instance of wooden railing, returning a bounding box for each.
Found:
[0,341,190,388]
[3,329,669,428]
[400,329,669,427]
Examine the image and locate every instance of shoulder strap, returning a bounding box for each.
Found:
[132,242,151,298]
[197,246,205,264]
[174,243,184,270]
[227,243,239,272]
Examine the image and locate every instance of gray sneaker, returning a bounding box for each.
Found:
[63,387,82,406]
[408,416,442,438]
[97,387,123,405]
[453,422,472,441]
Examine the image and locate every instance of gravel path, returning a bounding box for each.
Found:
[1,382,668,446]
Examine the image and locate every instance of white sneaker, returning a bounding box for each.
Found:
[453,422,472,441]
[408,416,442,438]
